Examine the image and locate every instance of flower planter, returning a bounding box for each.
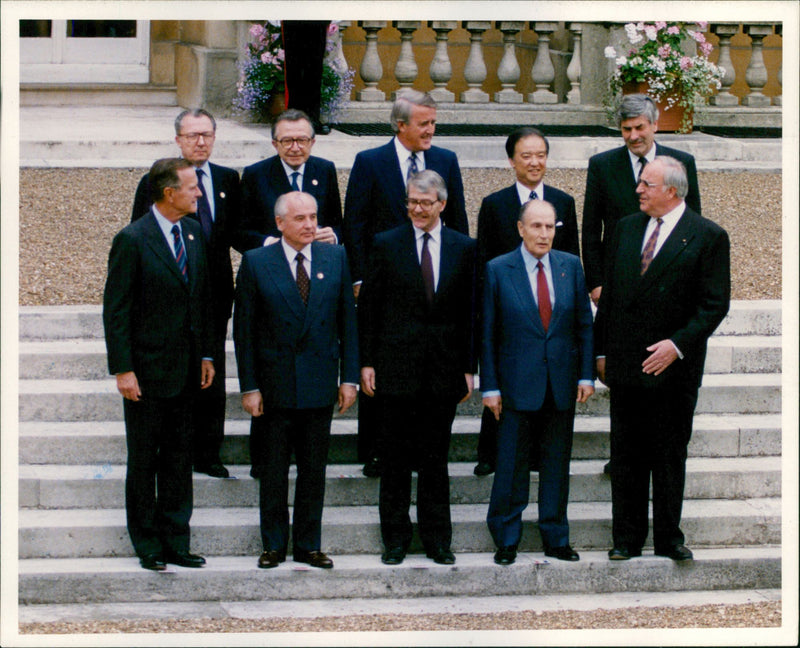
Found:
[622,81,693,133]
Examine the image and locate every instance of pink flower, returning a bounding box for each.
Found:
[658,44,672,58]
[693,31,706,44]
[644,25,658,41]
[275,48,285,61]
[655,21,667,30]
[260,52,274,65]
[327,22,339,35]
[697,21,708,31]
[249,24,265,39]
[700,41,713,56]
[667,25,680,35]
[679,56,693,70]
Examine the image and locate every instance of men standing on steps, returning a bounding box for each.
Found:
[482,199,594,566]
[105,158,215,571]
[358,171,476,567]
[595,156,730,562]
[236,109,342,251]
[233,191,358,570]
[131,108,241,480]
[343,89,469,479]
[473,127,580,477]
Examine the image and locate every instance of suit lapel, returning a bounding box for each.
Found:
[301,243,331,336]
[183,222,202,290]
[635,211,697,296]
[548,252,568,332]
[507,250,545,334]
[382,142,408,216]
[143,211,188,287]
[265,243,306,321]
[268,157,292,194]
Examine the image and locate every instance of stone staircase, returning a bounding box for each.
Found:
[18,301,782,607]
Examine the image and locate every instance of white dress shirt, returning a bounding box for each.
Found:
[515,180,545,206]
[280,159,306,190]
[280,237,312,280]
[394,136,425,183]
[627,144,656,181]
[641,202,685,257]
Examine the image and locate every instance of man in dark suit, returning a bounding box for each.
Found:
[359,170,476,566]
[131,108,241,479]
[344,89,468,478]
[104,158,215,571]
[473,127,580,477]
[233,191,358,570]
[237,109,342,252]
[595,156,730,562]
[482,200,594,566]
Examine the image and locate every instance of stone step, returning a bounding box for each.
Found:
[20,84,178,107]
[18,498,781,559]
[17,547,781,605]
[19,457,781,511]
[17,300,782,340]
[17,373,783,423]
[17,334,783,380]
[18,413,782,465]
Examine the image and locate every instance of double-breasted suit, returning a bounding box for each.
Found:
[103,210,213,558]
[481,247,593,551]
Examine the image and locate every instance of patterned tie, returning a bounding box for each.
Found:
[195,168,213,241]
[295,252,310,305]
[637,157,648,182]
[640,217,663,275]
[536,261,551,332]
[171,224,188,282]
[291,171,300,191]
[407,152,419,185]
[529,190,538,201]
[420,232,434,305]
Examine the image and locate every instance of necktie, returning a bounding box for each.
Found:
[195,168,213,241]
[407,152,419,185]
[640,217,663,275]
[295,252,310,305]
[291,171,300,191]
[172,224,188,282]
[529,190,538,201]
[637,156,648,182]
[420,232,434,305]
[536,261,551,332]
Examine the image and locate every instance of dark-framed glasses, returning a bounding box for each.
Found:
[179,132,215,143]
[276,137,313,148]
[406,198,439,209]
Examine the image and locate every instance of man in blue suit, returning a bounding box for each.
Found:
[482,200,594,565]
[343,89,468,478]
[233,191,359,570]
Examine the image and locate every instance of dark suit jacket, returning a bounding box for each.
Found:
[343,140,469,283]
[233,240,359,410]
[238,155,342,251]
[594,206,730,391]
[131,163,241,334]
[358,222,476,402]
[481,248,594,412]
[103,211,213,399]
[582,143,701,291]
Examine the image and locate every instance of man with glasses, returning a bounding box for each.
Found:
[131,109,241,480]
[237,109,342,251]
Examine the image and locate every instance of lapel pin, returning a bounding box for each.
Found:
[561,272,565,277]
[317,272,324,280]
[188,234,195,241]
[219,191,226,199]
[312,179,319,186]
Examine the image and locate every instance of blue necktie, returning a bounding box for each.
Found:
[195,168,213,241]
[291,171,300,191]
[172,224,188,281]
[529,190,538,201]
[407,152,419,185]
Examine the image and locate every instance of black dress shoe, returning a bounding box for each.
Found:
[362,457,382,478]
[381,546,406,565]
[257,550,285,569]
[294,549,334,569]
[494,546,517,565]
[545,545,580,561]
[608,547,642,560]
[195,463,230,478]
[163,550,206,568]
[317,123,331,135]
[655,544,694,561]
[603,461,611,475]
[426,548,456,565]
[473,462,495,476]
[140,553,166,571]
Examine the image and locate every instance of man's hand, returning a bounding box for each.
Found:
[460,374,475,403]
[242,391,264,417]
[590,285,602,306]
[200,359,215,389]
[576,383,595,403]
[116,371,142,401]
[642,340,679,375]
[596,358,607,385]
[483,394,502,421]
[360,367,376,397]
[338,384,357,414]
[314,226,337,244]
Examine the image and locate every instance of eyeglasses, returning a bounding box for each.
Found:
[275,137,313,148]
[179,132,215,142]
[406,199,439,209]
[637,179,664,188]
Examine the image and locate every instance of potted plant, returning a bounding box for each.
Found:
[604,22,724,133]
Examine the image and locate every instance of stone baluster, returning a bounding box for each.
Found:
[428,21,457,102]
[742,24,773,107]
[709,23,739,106]
[325,21,350,76]
[565,22,583,105]
[357,21,386,102]
[774,23,782,106]
[528,22,558,104]
[460,21,491,103]
[494,22,524,103]
[392,21,421,98]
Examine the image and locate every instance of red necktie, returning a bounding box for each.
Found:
[537,260,551,331]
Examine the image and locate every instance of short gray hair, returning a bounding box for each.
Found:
[654,155,689,199]
[174,108,217,135]
[390,89,437,133]
[274,191,318,219]
[407,169,448,202]
[615,94,659,128]
[271,109,315,140]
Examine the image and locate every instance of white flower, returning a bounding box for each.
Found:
[605,46,617,58]
[616,56,628,67]
[645,26,658,41]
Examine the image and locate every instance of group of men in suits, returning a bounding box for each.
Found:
[104,90,728,572]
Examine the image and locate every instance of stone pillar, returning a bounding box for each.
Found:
[528,22,558,104]
[709,23,739,106]
[742,24,773,107]
[494,21,524,104]
[428,21,457,102]
[392,21,421,99]
[566,22,583,105]
[326,21,350,76]
[460,21,491,103]
[357,21,386,102]
[774,23,782,106]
